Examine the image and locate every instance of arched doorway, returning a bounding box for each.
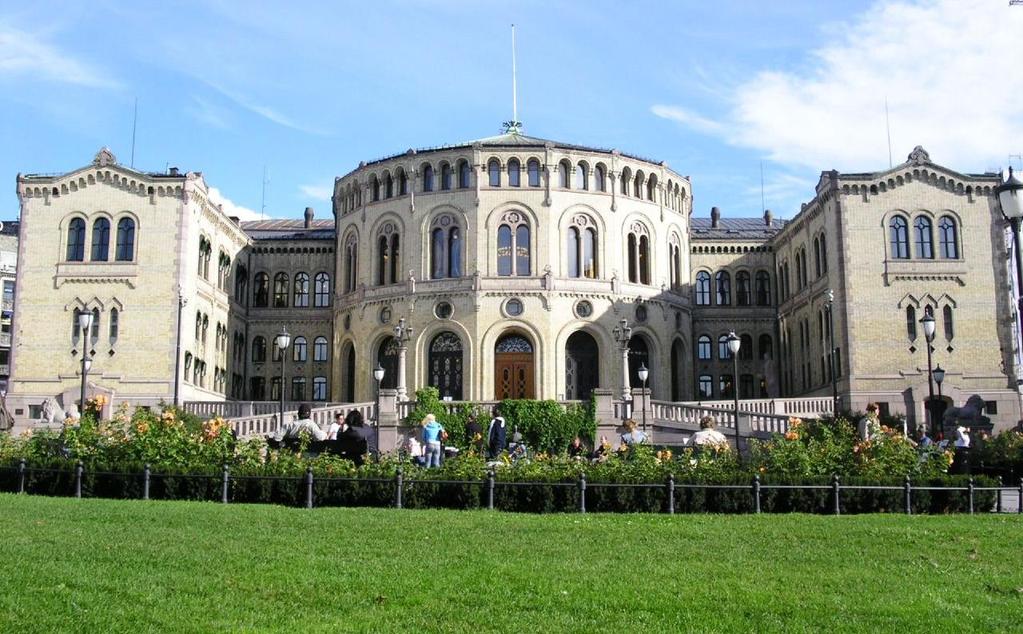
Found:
[341,342,356,402]
[429,332,464,400]
[565,331,599,401]
[628,334,651,396]
[376,336,398,390]
[495,333,534,399]
[671,338,685,402]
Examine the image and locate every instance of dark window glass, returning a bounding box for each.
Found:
[115,218,135,261]
[66,218,85,261]
[890,216,909,259]
[91,218,110,261]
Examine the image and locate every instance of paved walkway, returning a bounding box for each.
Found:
[994,489,1020,513]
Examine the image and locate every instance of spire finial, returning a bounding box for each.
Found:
[502,24,522,134]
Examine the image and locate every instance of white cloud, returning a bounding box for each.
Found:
[0,23,119,88]
[657,0,1023,173]
[186,95,230,129]
[298,184,333,201]
[650,105,724,135]
[207,186,262,221]
[203,80,327,136]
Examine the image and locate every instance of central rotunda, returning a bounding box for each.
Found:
[332,130,693,404]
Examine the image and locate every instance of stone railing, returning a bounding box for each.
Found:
[681,397,834,418]
[227,402,376,438]
[183,400,344,420]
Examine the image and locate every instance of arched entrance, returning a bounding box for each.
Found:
[495,333,534,399]
[429,332,464,400]
[376,336,398,390]
[565,331,599,401]
[341,342,356,402]
[628,334,651,395]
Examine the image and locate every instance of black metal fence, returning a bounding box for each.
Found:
[2,459,1020,515]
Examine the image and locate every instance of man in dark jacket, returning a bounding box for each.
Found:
[487,415,507,459]
[336,410,369,466]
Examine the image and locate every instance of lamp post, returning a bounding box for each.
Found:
[921,313,936,438]
[825,289,839,415]
[933,364,946,432]
[373,364,385,456]
[393,317,413,402]
[997,167,1023,342]
[726,331,741,448]
[637,362,649,434]
[78,310,94,414]
[611,318,633,420]
[275,327,291,429]
[172,292,187,407]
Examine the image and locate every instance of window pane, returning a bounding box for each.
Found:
[567,227,579,278]
[497,225,512,276]
[583,228,596,278]
[516,225,530,276]
[449,227,462,277]
[527,160,540,187]
[91,218,110,261]
[431,228,445,279]
[508,160,520,187]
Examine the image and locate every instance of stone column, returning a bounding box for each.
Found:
[396,341,408,402]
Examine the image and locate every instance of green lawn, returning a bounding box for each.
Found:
[0,495,1020,633]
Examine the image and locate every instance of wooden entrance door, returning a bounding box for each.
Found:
[495,353,534,399]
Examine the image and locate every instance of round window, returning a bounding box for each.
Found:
[435,301,453,319]
[575,300,593,318]
[379,306,392,324]
[504,298,524,317]
[635,304,648,323]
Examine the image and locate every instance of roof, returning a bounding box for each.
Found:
[690,217,786,240]
[240,219,334,241]
[357,130,668,172]
[0,221,19,236]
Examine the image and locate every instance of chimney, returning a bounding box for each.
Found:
[168,167,180,176]
[710,206,721,229]
[304,206,314,229]
[764,209,773,227]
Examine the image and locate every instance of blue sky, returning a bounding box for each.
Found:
[2,0,1020,221]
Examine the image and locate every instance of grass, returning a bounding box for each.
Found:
[0,495,1021,633]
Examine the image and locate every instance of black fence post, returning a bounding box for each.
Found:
[221,464,230,504]
[305,467,314,510]
[1019,477,1023,515]
[487,469,495,511]
[667,474,675,515]
[996,476,1003,514]
[395,468,403,509]
[143,464,150,500]
[74,461,83,499]
[17,458,25,494]
[904,475,912,515]
[831,474,840,516]
[753,474,761,514]
[967,477,974,515]
[579,473,587,514]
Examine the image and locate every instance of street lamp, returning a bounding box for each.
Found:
[172,292,187,407]
[933,364,946,432]
[637,362,649,434]
[921,312,936,438]
[611,318,633,420]
[726,331,741,448]
[997,167,1023,344]
[78,310,94,415]
[825,289,839,415]
[275,327,291,429]
[373,364,385,456]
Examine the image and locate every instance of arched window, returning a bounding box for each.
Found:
[457,160,471,189]
[508,159,521,187]
[273,272,288,307]
[698,374,713,399]
[634,172,643,198]
[819,234,828,273]
[620,167,631,196]
[716,271,731,305]
[429,332,464,400]
[377,336,399,389]
[575,163,588,190]
[314,336,328,361]
[626,223,650,285]
[343,235,358,293]
[91,218,110,261]
[234,264,248,304]
[422,164,434,192]
[293,272,310,307]
[566,218,598,279]
[736,271,751,306]
[440,163,453,190]
[559,160,571,188]
[943,305,954,341]
[906,306,917,341]
[889,216,909,259]
[739,334,753,360]
[646,177,656,201]
[939,216,958,259]
[312,376,327,401]
[253,272,269,307]
[914,216,934,259]
[697,335,712,360]
[488,159,501,187]
[497,213,530,276]
[292,336,307,362]
[430,216,462,279]
[109,308,119,343]
[718,335,732,360]
[398,169,408,195]
[527,159,540,187]
[115,217,135,261]
[813,237,821,278]
[669,235,682,291]
[595,165,606,192]
[758,334,773,360]
[755,271,771,306]
[314,272,330,307]
[371,175,381,201]
[384,172,394,198]
[376,223,400,285]
[695,271,711,305]
[66,218,85,261]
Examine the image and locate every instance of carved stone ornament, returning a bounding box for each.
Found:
[93,147,117,167]
[572,214,592,228]
[502,211,522,225]
[907,146,930,166]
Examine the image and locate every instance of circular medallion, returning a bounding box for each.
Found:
[575,300,593,318]
[635,304,648,323]
[434,301,453,319]
[379,306,392,324]
[504,298,524,317]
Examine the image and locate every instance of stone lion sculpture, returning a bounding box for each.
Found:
[941,394,992,435]
[40,397,66,425]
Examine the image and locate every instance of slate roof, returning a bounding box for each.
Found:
[240,219,334,241]
[690,217,787,240]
